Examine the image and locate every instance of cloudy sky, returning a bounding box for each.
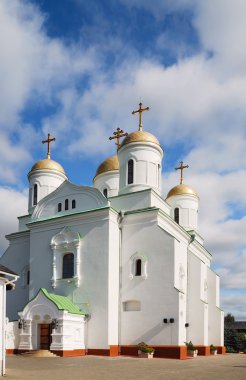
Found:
[0,0,246,319]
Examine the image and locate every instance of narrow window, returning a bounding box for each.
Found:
[128,159,134,184]
[174,208,179,224]
[33,184,38,205]
[27,270,30,285]
[103,188,108,198]
[65,199,69,210]
[72,200,76,209]
[158,164,161,187]
[58,203,62,212]
[135,259,142,276]
[62,253,74,278]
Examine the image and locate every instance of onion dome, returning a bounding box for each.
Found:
[166,184,199,199]
[120,130,160,147]
[29,158,66,176]
[95,155,119,177]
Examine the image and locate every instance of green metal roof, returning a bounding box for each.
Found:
[40,288,85,315]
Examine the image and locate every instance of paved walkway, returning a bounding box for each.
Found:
[5,354,246,380]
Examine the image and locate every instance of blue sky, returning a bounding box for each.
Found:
[1,0,246,319]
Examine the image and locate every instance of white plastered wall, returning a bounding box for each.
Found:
[207,268,224,346]
[28,170,67,213]
[174,239,188,345]
[0,233,30,321]
[6,321,20,350]
[18,291,85,351]
[118,142,163,195]
[0,280,5,376]
[166,195,199,231]
[93,171,119,197]
[186,253,208,345]
[27,208,118,350]
[120,211,181,346]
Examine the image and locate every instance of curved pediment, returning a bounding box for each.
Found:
[50,227,81,248]
[31,181,109,221]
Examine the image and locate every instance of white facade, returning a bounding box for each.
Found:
[0,267,18,375]
[1,127,224,357]
[0,279,6,375]
[93,171,119,198]
[118,141,163,195]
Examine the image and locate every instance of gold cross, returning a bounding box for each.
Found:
[175,161,189,184]
[132,102,150,131]
[42,133,56,159]
[109,128,128,150]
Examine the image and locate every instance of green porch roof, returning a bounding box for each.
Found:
[40,288,85,315]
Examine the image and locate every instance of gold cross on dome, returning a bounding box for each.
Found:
[109,127,128,150]
[175,161,189,184]
[132,102,150,131]
[42,133,56,159]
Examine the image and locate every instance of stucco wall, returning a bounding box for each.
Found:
[120,210,180,346]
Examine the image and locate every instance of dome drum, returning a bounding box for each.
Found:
[28,159,67,214]
[118,135,163,196]
[94,155,119,197]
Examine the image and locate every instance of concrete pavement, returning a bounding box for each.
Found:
[5,354,246,380]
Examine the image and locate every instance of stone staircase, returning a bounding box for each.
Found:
[20,350,58,358]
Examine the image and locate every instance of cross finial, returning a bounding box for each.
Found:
[109,127,128,150]
[175,161,189,184]
[132,102,150,131]
[42,133,56,159]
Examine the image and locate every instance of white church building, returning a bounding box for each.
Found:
[1,103,224,359]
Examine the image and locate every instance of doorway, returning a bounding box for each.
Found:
[39,323,52,350]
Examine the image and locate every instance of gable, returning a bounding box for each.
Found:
[31,181,109,221]
[20,288,85,319]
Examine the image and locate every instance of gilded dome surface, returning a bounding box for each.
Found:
[95,155,119,177]
[30,159,66,175]
[166,184,199,199]
[120,131,160,147]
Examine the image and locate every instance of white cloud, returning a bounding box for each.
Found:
[222,293,246,320]
[0,0,246,318]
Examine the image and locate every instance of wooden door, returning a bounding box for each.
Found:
[39,323,52,350]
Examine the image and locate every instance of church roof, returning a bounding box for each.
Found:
[166,183,199,199]
[0,264,18,277]
[94,155,119,177]
[120,130,160,147]
[40,288,85,315]
[29,158,66,176]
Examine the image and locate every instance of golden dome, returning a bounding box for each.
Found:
[95,155,119,177]
[30,158,66,175]
[166,184,199,199]
[120,130,160,147]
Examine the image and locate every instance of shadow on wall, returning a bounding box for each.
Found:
[133,321,170,344]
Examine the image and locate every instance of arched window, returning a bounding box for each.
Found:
[174,208,179,224]
[103,188,108,198]
[128,159,134,184]
[62,253,74,278]
[135,259,142,276]
[65,199,69,210]
[33,184,38,205]
[72,200,76,209]
[58,203,62,212]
